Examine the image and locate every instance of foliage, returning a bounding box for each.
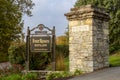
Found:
[64,57,69,71]
[56,45,69,57]
[56,36,68,45]
[46,70,82,80]
[0,68,13,77]
[55,45,69,71]
[2,74,21,80]
[30,52,51,70]
[109,52,120,67]
[0,73,37,80]
[29,45,69,70]
[22,73,37,80]
[0,53,8,62]
[46,71,71,80]
[110,45,120,54]
[74,0,120,53]
[56,54,66,71]
[8,42,26,66]
[74,69,82,76]
[0,0,34,56]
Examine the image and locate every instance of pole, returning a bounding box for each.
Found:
[26,27,30,71]
[52,26,56,71]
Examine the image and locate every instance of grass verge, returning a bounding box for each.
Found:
[109,52,120,67]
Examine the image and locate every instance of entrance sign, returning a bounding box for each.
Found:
[30,36,51,52]
[26,24,56,71]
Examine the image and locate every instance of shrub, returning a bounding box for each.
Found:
[5,74,21,80]
[0,73,37,80]
[46,71,70,80]
[0,52,8,63]
[22,73,37,80]
[110,45,120,54]
[8,43,26,66]
[30,52,51,70]
[56,45,69,57]
[73,69,82,76]
[46,72,61,80]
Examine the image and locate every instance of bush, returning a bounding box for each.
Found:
[73,69,82,76]
[110,45,120,54]
[30,52,51,70]
[22,73,37,80]
[46,72,61,80]
[46,70,83,80]
[0,73,37,80]
[4,74,21,80]
[46,71,70,80]
[56,45,69,57]
[0,52,8,63]
[8,43,26,66]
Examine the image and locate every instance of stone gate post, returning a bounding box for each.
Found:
[65,5,110,72]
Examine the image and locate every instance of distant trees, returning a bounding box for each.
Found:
[0,0,34,57]
[56,36,68,45]
[75,0,120,53]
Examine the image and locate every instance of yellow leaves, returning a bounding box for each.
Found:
[56,36,68,45]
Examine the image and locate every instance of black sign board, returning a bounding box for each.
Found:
[30,36,51,52]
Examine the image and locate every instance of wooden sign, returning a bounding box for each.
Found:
[26,24,56,71]
[30,36,51,52]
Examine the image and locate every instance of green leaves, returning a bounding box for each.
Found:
[8,43,26,64]
[0,73,37,80]
[74,0,120,53]
[0,0,34,56]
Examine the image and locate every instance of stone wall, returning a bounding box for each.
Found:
[0,62,12,70]
[65,5,110,72]
[93,18,109,70]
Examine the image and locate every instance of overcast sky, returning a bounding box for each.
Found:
[23,0,77,36]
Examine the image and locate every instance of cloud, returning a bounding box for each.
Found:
[23,0,77,36]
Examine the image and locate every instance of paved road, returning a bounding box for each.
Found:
[68,67,120,80]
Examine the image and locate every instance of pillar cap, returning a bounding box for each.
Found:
[65,5,110,21]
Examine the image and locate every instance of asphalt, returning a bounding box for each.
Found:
[68,67,120,80]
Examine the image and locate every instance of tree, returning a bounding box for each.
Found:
[74,0,120,53]
[56,36,68,45]
[0,0,34,57]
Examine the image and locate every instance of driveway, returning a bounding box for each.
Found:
[68,67,120,80]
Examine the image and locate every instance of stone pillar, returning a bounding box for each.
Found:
[65,5,110,72]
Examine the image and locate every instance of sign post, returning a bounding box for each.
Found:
[52,26,56,71]
[26,24,56,71]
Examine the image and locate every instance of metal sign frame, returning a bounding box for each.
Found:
[26,24,56,71]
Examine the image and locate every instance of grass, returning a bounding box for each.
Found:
[64,57,69,71]
[109,52,120,67]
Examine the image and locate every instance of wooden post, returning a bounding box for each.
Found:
[52,26,56,71]
[26,27,30,71]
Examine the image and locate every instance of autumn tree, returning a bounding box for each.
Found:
[56,36,68,45]
[0,0,34,61]
[75,0,120,53]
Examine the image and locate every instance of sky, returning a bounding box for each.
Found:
[23,0,77,36]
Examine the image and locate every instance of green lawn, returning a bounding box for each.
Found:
[109,53,120,67]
